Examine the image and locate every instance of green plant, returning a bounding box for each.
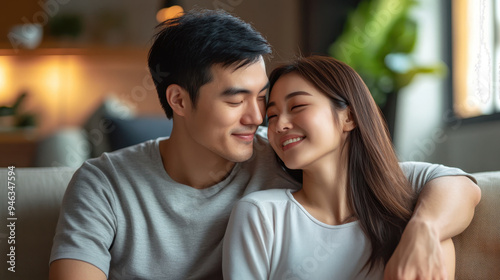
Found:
[0,92,37,128]
[48,14,83,38]
[329,0,446,108]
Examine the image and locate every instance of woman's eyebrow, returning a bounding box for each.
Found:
[267,91,312,110]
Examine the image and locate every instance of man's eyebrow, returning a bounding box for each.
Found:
[267,91,312,110]
[220,82,270,96]
[220,87,250,96]
[260,82,270,93]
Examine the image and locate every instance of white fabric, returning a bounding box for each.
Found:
[223,164,476,280]
[223,189,384,280]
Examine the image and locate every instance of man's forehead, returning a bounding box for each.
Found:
[211,57,266,73]
[209,60,268,85]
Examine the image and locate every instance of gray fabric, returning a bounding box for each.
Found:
[399,161,477,191]
[0,167,76,280]
[49,135,299,279]
[49,132,473,280]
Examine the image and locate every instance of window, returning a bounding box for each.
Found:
[452,0,499,118]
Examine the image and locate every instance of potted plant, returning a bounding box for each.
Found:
[329,0,445,139]
[0,92,37,130]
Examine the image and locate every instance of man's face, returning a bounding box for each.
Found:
[183,56,269,163]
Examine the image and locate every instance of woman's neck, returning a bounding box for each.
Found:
[292,152,353,225]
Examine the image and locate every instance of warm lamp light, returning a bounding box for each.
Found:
[0,59,8,95]
[156,0,184,23]
[0,55,85,133]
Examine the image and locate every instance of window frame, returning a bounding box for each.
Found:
[445,0,500,125]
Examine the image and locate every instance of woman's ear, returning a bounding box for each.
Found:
[166,84,190,117]
[342,108,356,132]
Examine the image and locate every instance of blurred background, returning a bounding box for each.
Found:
[0,0,498,172]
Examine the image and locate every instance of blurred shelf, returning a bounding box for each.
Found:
[0,41,149,56]
[0,127,39,142]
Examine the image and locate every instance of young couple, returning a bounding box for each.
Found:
[49,9,480,280]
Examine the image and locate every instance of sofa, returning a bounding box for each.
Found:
[31,97,173,169]
[0,168,498,279]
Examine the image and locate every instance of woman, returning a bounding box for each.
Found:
[222,56,455,279]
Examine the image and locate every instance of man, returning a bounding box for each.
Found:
[49,9,480,280]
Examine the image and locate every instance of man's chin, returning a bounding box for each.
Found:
[228,149,254,163]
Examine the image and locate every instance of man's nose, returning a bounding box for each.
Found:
[241,99,264,125]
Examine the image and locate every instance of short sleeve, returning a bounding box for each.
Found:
[399,161,477,193]
[223,200,273,280]
[49,162,117,277]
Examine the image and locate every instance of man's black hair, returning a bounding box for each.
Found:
[148,9,272,119]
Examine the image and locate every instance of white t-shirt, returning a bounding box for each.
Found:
[223,166,476,280]
[223,189,383,279]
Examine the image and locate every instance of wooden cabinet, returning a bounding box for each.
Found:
[0,130,39,167]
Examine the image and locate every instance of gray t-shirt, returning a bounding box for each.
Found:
[50,135,298,279]
[50,134,471,279]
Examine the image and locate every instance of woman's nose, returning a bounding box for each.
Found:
[275,115,291,134]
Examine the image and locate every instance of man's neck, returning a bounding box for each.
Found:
[159,136,236,189]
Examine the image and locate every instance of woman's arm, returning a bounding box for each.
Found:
[384,175,481,279]
[223,200,272,280]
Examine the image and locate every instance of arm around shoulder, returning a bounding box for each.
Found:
[384,173,481,279]
[399,161,481,238]
[49,259,107,280]
[411,175,481,240]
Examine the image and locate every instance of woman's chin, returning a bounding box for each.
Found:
[283,160,302,171]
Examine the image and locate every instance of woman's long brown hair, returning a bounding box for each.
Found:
[268,55,416,271]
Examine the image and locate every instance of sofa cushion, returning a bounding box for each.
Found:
[105,116,173,151]
[83,97,136,158]
[0,167,76,280]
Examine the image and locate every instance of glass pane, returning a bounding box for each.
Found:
[453,0,495,117]
[495,0,500,111]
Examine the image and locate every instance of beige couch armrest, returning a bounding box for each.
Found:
[0,167,76,280]
[453,171,500,279]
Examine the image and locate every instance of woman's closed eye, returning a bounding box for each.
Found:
[267,113,277,120]
[291,104,307,111]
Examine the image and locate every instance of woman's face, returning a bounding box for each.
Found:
[266,72,353,170]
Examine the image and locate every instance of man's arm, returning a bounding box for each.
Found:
[384,175,481,279]
[49,163,115,279]
[49,259,107,280]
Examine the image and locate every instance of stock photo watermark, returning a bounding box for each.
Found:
[7,0,72,52]
[473,0,492,105]
[336,0,404,64]
[283,233,341,279]
[46,64,169,170]
[5,166,17,273]
[407,108,462,162]
[213,0,244,12]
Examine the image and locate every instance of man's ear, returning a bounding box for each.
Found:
[342,108,356,132]
[166,84,190,117]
